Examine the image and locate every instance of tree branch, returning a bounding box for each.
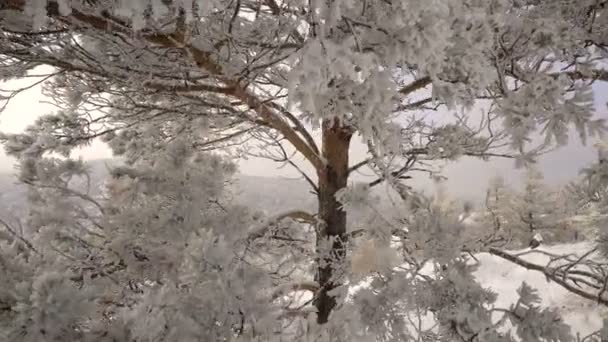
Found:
[348,227,408,240]
[271,281,319,300]
[0,218,40,255]
[5,0,326,172]
[263,0,305,44]
[247,210,317,242]
[556,69,608,83]
[348,158,371,174]
[489,247,608,306]
[368,157,416,187]
[398,77,431,95]
[396,98,435,112]
[266,101,320,155]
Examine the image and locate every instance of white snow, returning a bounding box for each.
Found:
[289,243,606,336]
[474,243,605,336]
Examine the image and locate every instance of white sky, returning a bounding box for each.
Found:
[0,76,606,201]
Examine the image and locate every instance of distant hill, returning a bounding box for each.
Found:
[0,172,27,216]
[0,159,116,217]
[0,159,404,228]
[0,159,318,218]
[232,175,316,213]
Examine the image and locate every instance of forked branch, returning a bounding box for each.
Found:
[4,0,325,172]
[489,247,608,307]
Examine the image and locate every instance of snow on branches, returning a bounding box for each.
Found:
[1,0,608,340]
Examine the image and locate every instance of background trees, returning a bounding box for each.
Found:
[0,0,607,340]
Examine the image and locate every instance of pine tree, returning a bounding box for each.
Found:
[0,0,607,339]
[517,168,558,242]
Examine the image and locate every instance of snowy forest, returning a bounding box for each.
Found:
[0,0,608,341]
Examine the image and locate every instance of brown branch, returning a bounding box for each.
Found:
[266,101,319,154]
[398,77,431,95]
[396,98,435,112]
[5,0,325,172]
[229,85,325,171]
[348,158,371,174]
[286,159,319,194]
[255,131,319,193]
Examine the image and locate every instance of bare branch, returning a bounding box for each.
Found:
[348,158,371,174]
[398,77,431,95]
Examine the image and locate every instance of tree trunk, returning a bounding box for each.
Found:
[314,118,352,324]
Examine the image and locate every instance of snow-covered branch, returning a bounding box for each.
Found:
[489,247,608,306]
[247,210,317,242]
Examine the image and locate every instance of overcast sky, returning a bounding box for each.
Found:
[0,76,606,201]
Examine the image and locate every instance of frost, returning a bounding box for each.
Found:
[517,281,541,306]
[56,0,71,16]
[1,0,607,340]
[24,0,48,30]
[336,183,372,211]
[351,238,400,275]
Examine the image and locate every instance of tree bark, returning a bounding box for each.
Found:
[314,118,352,324]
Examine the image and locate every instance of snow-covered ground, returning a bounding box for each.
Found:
[289,242,606,336]
[474,242,605,336]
